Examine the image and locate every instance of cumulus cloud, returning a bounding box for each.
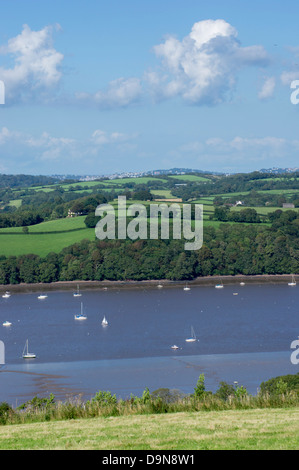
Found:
[0,24,63,103]
[150,19,270,105]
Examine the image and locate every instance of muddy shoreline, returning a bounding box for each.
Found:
[0,274,296,293]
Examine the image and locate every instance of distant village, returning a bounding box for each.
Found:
[51,166,299,183]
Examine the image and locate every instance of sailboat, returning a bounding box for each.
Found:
[74,302,87,320]
[73,285,82,297]
[183,284,190,291]
[288,275,296,286]
[215,279,224,289]
[157,283,163,289]
[22,340,36,359]
[101,315,108,326]
[171,344,179,350]
[185,326,197,342]
[2,291,10,299]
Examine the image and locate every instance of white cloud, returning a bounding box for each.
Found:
[0,126,138,169]
[91,129,137,147]
[0,24,63,103]
[258,76,276,100]
[151,19,270,105]
[76,77,142,109]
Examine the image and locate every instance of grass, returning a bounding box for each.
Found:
[0,408,298,450]
[151,189,175,198]
[0,229,95,257]
[169,175,211,182]
[0,216,87,233]
[0,216,96,257]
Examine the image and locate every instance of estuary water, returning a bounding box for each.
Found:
[0,282,298,404]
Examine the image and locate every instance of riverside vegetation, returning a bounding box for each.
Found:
[0,373,298,426]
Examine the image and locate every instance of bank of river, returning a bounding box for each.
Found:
[0,273,297,294]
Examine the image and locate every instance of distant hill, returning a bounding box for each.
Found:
[0,174,58,188]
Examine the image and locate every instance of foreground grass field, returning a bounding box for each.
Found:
[0,408,298,450]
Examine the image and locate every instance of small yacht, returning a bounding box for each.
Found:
[215,280,224,289]
[240,282,245,286]
[101,316,108,326]
[171,345,179,350]
[185,326,197,343]
[288,275,296,286]
[2,321,12,327]
[74,302,87,320]
[73,285,82,297]
[157,284,163,289]
[37,294,48,300]
[183,284,190,291]
[22,340,36,359]
[2,291,11,299]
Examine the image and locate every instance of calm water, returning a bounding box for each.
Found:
[0,283,298,403]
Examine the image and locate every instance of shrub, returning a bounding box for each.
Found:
[0,402,14,425]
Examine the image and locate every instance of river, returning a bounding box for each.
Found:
[0,282,298,404]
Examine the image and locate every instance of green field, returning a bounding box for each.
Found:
[0,230,95,257]
[0,216,87,234]
[0,408,298,450]
[0,216,94,257]
[169,174,211,182]
[151,189,175,198]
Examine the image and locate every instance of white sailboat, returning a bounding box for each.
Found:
[157,283,163,289]
[73,285,82,297]
[2,291,10,299]
[74,302,87,320]
[101,315,108,326]
[288,275,296,286]
[215,279,224,289]
[183,284,190,291]
[185,326,197,342]
[22,339,36,359]
[171,344,179,350]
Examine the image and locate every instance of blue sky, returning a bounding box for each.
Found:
[0,0,299,175]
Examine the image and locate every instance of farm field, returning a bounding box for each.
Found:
[168,174,212,182]
[0,216,87,233]
[0,224,95,257]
